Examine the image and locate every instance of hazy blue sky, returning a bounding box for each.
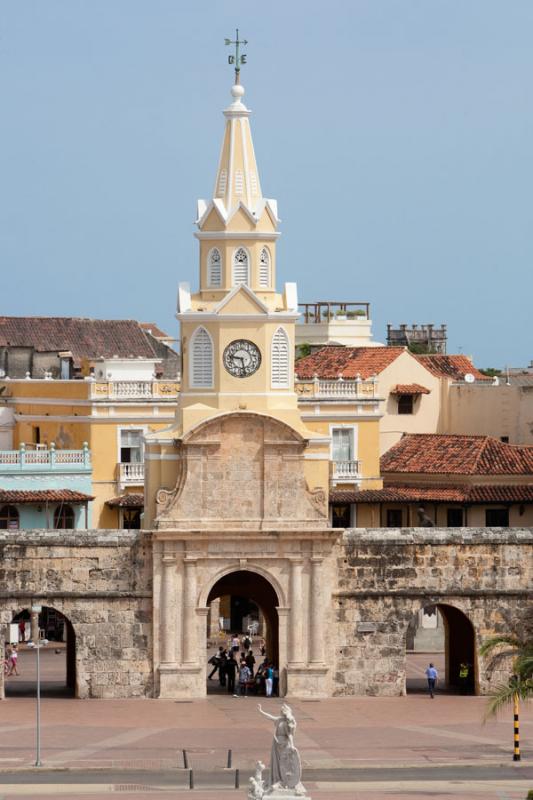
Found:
[1,2,532,367]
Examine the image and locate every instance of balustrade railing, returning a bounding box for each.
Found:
[0,444,91,471]
[118,462,145,485]
[332,460,360,480]
[90,380,179,400]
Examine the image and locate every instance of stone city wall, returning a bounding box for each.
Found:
[0,530,152,698]
[333,528,533,696]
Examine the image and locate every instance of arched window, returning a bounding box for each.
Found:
[271,327,290,388]
[54,504,75,529]
[259,247,270,288]
[0,505,19,530]
[190,327,214,388]
[232,247,249,286]
[207,248,222,287]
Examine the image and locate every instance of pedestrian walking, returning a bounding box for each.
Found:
[208,646,225,680]
[7,644,19,677]
[225,652,238,695]
[425,662,438,698]
[238,660,251,697]
[265,663,274,697]
[459,661,470,694]
[245,649,255,678]
[231,634,240,655]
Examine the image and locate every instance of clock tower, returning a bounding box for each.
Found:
[145,47,335,701]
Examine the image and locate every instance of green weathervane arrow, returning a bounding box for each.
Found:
[225,29,248,84]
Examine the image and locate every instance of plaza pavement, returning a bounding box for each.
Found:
[1,648,531,798]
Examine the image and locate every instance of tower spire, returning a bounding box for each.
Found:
[224,28,248,85]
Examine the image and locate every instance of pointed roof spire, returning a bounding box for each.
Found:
[196,34,279,229]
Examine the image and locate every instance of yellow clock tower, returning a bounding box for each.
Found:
[144,72,330,527]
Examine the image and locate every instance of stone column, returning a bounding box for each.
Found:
[276,607,290,697]
[289,559,304,664]
[209,598,221,639]
[309,557,325,663]
[182,558,197,664]
[160,555,177,664]
[30,610,40,643]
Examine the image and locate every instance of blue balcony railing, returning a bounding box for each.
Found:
[0,443,91,472]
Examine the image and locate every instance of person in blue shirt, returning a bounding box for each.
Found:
[425,663,438,698]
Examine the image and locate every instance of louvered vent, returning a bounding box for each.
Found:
[208,249,222,287]
[271,327,290,388]
[259,248,270,288]
[232,248,249,285]
[190,328,213,388]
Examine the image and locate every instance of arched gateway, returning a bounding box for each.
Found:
[150,412,336,700]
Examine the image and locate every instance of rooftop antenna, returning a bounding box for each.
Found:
[225,28,248,84]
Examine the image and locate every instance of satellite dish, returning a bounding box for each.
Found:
[464,373,475,383]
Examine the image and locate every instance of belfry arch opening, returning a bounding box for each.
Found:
[4,606,76,698]
[406,603,477,695]
[205,570,280,696]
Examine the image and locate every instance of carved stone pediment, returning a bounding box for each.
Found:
[155,412,328,530]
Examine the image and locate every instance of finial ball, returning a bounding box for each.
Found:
[231,84,245,100]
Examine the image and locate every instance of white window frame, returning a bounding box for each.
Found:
[271,326,290,389]
[189,326,214,389]
[259,247,270,288]
[232,246,250,286]
[116,425,148,465]
[207,247,222,288]
[330,424,359,483]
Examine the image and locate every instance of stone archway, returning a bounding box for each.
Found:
[5,605,77,698]
[406,602,476,695]
[206,570,280,696]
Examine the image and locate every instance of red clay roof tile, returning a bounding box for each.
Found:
[391,383,431,395]
[381,434,533,475]
[414,354,487,381]
[0,489,94,503]
[295,346,405,380]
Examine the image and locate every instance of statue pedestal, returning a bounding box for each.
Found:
[264,793,311,800]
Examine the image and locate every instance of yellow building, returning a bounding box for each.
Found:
[144,81,331,526]
[0,318,179,528]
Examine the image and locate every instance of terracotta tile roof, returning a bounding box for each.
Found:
[106,493,144,508]
[331,486,467,503]
[0,489,94,504]
[391,383,431,395]
[414,354,487,381]
[140,322,171,340]
[0,317,158,364]
[381,434,533,475]
[295,346,405,379]
[332,484,533,504]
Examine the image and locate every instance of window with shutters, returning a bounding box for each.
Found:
[232,247,249,285]
[217,169,227,196]
[208,248,222,287]
[271,327,290,388]
[235,170,244,195]
[190,327,214,388]
[259,247,270,288]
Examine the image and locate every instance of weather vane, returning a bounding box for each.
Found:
[225,29,248,84]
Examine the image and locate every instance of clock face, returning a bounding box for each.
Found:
[223,339,261,378]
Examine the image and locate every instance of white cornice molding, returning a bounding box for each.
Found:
[176,312,300,322]
[13,413,175,424]
[194,231,280,241]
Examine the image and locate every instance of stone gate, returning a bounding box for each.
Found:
[0,526,531,699]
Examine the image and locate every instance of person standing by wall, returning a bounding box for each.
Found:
[425,662,438,698]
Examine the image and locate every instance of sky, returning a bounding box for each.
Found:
[1,1,532,368]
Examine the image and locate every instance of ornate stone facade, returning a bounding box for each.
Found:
[0,527,531,700]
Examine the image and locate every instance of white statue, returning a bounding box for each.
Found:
[248,760,266,800]
[257,703,307,796]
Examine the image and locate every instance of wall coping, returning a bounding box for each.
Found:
[344,527,533,545]
[0,530,148,546]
